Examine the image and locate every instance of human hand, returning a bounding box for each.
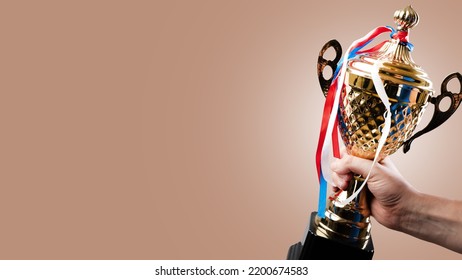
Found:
[330,153,419,231]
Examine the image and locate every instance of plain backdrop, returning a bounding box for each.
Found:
[2,0,462,259]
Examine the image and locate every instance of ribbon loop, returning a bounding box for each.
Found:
[389,26,414,51]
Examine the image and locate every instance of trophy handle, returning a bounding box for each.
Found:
[317,40,342,97]
[403,72,462,153]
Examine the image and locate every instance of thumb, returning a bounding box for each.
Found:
[331,154,374,178]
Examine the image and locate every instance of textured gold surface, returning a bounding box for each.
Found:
[339,70,430,160]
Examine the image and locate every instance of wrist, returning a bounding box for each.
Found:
[387,186,421,232]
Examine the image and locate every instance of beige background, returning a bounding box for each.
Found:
[2,0,462,259]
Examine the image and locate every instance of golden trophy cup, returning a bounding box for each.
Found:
[288,6,462,260]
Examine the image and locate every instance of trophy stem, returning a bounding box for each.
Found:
[316,174,372,248]
[288,175,374,259]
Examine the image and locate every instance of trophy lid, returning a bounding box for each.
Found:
[347,6,433,97]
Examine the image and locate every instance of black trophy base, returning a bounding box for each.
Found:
[287,212,374,260]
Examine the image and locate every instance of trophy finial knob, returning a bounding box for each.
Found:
[394,5,419,31]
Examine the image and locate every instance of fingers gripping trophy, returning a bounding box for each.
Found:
[288,6,462,260]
